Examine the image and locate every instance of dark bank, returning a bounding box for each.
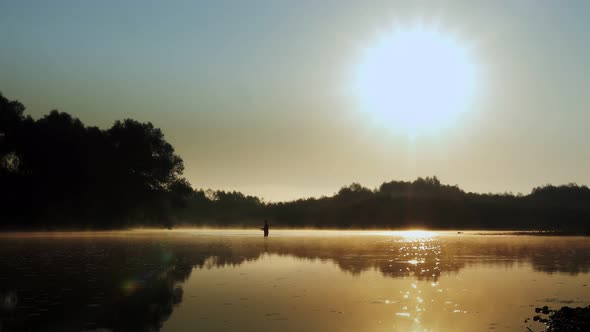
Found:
[2,93,590,234]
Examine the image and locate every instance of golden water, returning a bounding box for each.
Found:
[0,230,588,331]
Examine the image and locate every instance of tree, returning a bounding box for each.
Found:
[0,92,192,228]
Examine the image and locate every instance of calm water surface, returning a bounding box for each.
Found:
[0,230,588,331]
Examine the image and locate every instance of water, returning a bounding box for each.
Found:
[0,230,588,331]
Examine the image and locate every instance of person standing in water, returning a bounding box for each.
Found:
[260,220,269,237]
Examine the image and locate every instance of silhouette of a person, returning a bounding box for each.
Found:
[260,220,269,237]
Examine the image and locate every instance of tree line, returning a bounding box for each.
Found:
[1,92,589,232]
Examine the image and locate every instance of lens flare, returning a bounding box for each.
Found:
[122,279,140,296]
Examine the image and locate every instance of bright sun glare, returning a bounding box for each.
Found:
[389,230,438,240]
[355,25,478,135]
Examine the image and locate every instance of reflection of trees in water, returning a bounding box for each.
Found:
[264,237,453,281]
[0,235,588,331]
[0,239,190,332]
[438,237,590,275]
[196,236,590,279]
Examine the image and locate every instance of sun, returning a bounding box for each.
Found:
[354,25,478,135]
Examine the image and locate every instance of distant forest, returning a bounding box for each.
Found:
[1,92,589,232]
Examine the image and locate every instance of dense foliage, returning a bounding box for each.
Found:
[0,93,190,228]
[1,93,589,231]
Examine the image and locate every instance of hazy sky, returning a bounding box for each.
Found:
[1,0,589,201]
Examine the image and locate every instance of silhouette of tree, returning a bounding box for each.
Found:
[0,93,191,229]
[1,91,589,232]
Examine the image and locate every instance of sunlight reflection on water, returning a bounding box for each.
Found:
[0,230,588,332]
[385,230,438,240]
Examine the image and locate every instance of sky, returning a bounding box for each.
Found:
[1,0,589,201]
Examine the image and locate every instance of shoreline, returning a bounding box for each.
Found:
[0,228,588,237]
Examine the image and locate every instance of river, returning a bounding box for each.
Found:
[0,230,588,331]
